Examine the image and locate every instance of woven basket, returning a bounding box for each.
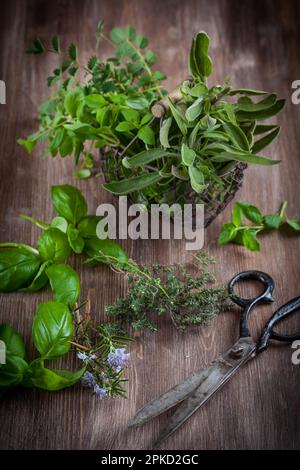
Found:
[100,147,247,228]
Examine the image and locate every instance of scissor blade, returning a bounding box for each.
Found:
[128,365,213,428]
[153,337,256,448]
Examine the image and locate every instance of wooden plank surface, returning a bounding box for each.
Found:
[0,0,300,450]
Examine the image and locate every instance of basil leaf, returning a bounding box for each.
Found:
[263,213,282,230]
[50,216,68,233]
[20,261,50,292]
[103,172,163,195]
[46,264,80,307]
[32,301,74,359]
[67,225,85,254]
[0,245,41,292]
[84,239,128,265]
[37,228,71,263]
[51,184,88,224]
[0,324,25,358]
[252,127,280,153]
[23,359,84,391]
[122,148,177,169]
[159,117,172,148]
[77,215,102,239]
[181,143,196,166]
[218,223,238,245]
[286,219,300,231]
[0,355,28,387]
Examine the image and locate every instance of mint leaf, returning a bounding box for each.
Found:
[218,223,237,245]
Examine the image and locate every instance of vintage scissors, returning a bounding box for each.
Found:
[128,270,300,447]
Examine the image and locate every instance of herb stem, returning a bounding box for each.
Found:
[279,200,288,219]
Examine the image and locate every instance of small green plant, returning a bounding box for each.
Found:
[18,22,284,207]
[218,200,300,251]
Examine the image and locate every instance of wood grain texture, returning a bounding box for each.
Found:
[0,0,300,450]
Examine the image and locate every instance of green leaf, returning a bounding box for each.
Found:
[0,245,41,292]
[0,355,28,387]
[135,34,148,49]
[115,121,135,132]
[159,117,172,148]
[263,213,282,230]
[103,172,163,195]
[68,43,78,61]
[26,38,45,54]
[211,151,280,166]
[109,27,126,44]
[171,165,189,181]
[75,169,91,179]
[188,166,206,193]
[64,88,84,117]
[77,215,102,239]
[85,94,106,110]
[137,125,155,145]
[181,143,196,166]
[236,99,285,121]
[189,31,212,79]
[19,213,49,230]
[222,122,249,151]
[67,225,85,254]
[126,97,149,110]
[23,359,83,391]
[51,36,60,53]
[0,324,25,358]
[17,138,36,154]
[218,223,238,245]
[153,71,166,81]
[185,98,203,122]
[32,301,73,359]
[84,239,128,265]
[51,184,88,224]
[237,202,263,224]
[121,108,139,122]
[168,98,187,135]
[229,88,268,96]
[253,124,278,135]
[241,229,260,251]
[37,228,71,263]
[50,216,68,233]
[145,49,158,66]
[20,261,50,292]
[232,204,242,227]
[252,127,280,153]
[286,219,300,232]
[237,94,277,112]
[46,264,80,307]
[122,148,177,169]
[188,83,208,98]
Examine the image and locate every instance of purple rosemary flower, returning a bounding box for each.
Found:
[107,348,130,372]
[77,351,97,363]
[93,384,107,399]
[81,371,95,388]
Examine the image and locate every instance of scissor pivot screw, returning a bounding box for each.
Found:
[229,346,244,358]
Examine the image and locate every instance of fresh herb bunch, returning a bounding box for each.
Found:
[102,31,284,204]
[218,200,300,251]
[0,184,127,293]
[90,252,229,332]
[18,21,166,179]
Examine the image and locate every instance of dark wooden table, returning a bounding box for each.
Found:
[1,0,300,450]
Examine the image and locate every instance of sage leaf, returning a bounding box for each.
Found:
[103,173,163,195]
[237,94,277,112]
[222,122,249,151]
[252,127,280,153]
[159,117,172,148]
[181,143,196,166]
[32,301,74,359]
[51,184,88,224]
[46,264,80,307]
[211,152,280,166]
[188,166,206,193]
[236,99,285,121]
[228,88,268,96]
[168,98,187,135]
[122,148,177,169]
[185,98,203,122]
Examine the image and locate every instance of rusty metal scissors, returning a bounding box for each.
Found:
[128,270,300,447]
